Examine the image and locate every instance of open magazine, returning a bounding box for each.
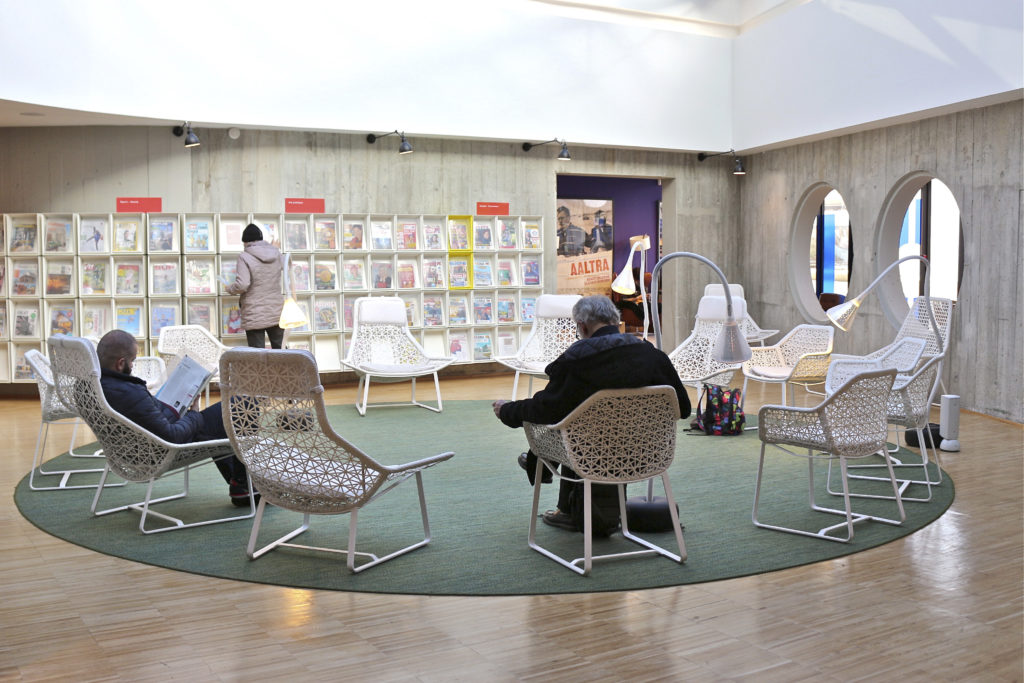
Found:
[154,353,214,416]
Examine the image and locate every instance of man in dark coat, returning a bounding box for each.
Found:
[96,329,253,506]
[493,296,689,535]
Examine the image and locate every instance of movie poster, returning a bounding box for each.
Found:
[555,198,614,295]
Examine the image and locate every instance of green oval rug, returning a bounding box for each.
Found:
[14,401,953,595]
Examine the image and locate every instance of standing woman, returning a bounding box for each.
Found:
[226,224,285,348]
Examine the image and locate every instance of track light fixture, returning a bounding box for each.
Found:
[366,130,413,154]
[522,138,572,161]
[172,122,201,148]
[697,149,745,175]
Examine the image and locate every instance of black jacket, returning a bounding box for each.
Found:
[100,368,205,444]
[498,325,690,428]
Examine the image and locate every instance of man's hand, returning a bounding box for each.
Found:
[492,399,509,418]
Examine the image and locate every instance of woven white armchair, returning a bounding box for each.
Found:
[219,347,455,572]
[47,335,255,534]
[831,296,952,368]
[826,353,944,503]
[341,296,454,415]
[523,386,686,576]
[754,368,905,542]
[24,348,110,490]
[666,295,747,390]
[157,324,228,407]
[742,324,834,406]
[704,283,779,346]
[132,355,167,391]
[493,293,580,399]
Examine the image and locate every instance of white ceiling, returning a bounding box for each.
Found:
[0,0,799,131]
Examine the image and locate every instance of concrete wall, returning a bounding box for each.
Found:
[1,97,1020,420]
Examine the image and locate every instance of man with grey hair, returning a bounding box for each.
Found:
[493,295,689,536]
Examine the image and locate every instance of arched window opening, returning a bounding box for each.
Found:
[808,189,852,309]
[898,178,963,303]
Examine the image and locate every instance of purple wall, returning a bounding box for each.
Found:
[556,175,662,274]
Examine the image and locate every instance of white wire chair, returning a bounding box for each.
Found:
[523,386,686,576]
[341,296,454,415]
[704,283,779,346]
[753,368,905,542]
[24,348,111,490]
[493,294,580,399]
[157,324,229,406]
[825,353,945,503]
[131,355,167,391]
[742,324,834,406]
[47,335,255,533]
[666,295,747,391]
[219,347,455,572]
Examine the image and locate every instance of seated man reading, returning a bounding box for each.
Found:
[492,295,690,536]
[95,329,253,506]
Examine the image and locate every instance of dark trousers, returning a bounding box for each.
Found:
[245,325,285,349]
[196,402,248,485]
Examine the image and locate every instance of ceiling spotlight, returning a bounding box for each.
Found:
[172,122,201,148]
[522,138,572,161]
[697,149,745,175]
[367,130,414,154]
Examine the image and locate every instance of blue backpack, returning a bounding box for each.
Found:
[694,385,745,435]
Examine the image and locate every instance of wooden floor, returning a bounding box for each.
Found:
[2,375,1022,682]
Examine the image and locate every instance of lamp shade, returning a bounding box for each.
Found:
[184,126,200,148]
[279,297,308,329]
[611,241,642,294]
[825,298,862,331]
[557,141,571,161]
[712,319,752,363]
[398,134,413,154]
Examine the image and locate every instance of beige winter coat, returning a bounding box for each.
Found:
[226,241,284,330]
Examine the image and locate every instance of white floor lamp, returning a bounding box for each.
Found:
[610,235,651,339]
[619,250,752,531]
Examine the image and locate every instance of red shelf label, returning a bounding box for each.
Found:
[116,197,162,212]
[285,197,326,213]
[476,202,509,216]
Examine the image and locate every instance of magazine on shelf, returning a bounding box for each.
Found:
[14,306,39,338]
[497,259,515,286]
[343,222,364,249]
[473,259,492,287]
[314,262,338,290]
[284,221,309,251]
[155,353,214,417]
[116,305,142,337]
[187,301,214,332]
[315,220,338,250]
[222,302,243,335]
[423,296,444,326]
[448,296,468,325]
[9,223,37,252]
[49,305,74,336]
[45,220,72,253]
[150,303,177,337]
[448,221,469,250]
[185,221,212,251]
[114,221,139,252]
[423,223,443,250]
[314,298,339,331]
[81,306,108,338]
[115,263,142,295]
[422,259,445,288]
[0,308,6,338]
[399,222,418,249]
[448,331,469,361]
[342,261,365,289]
[46,262,74,295]
[370,221,393,249]
[79,218,107,252]
[474,223,493,249]
[221,221,244,251]
[396,261,416,289]
[498,219,517,249]
[497,331,517,357]
[496,296,515,323]
[473,332,493,360]
[473,296,493,323]
[11,260,38,295]
[149,219,176,251]
[520,296,536,322]
[523,224,541,249]
[291,260,311,291]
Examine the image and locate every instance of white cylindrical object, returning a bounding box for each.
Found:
[939,394,961,452]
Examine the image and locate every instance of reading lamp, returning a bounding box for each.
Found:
[825,254,942,350]
[172,122,201,148]
[278,254,309,330]
[366,130,413,154]
[649,252,752,363]
[697,149,745,175]
[522,138,571,161]
[610,235,652,339]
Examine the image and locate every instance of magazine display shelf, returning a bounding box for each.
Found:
[1,212,544,382]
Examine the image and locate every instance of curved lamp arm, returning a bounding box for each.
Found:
[611,237,651,340]
[650,251,752,363]
[825,254,943,353]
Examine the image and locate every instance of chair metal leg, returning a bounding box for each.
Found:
[91,461,256,534]
[30,421,117,491]
[511,371,521,400]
